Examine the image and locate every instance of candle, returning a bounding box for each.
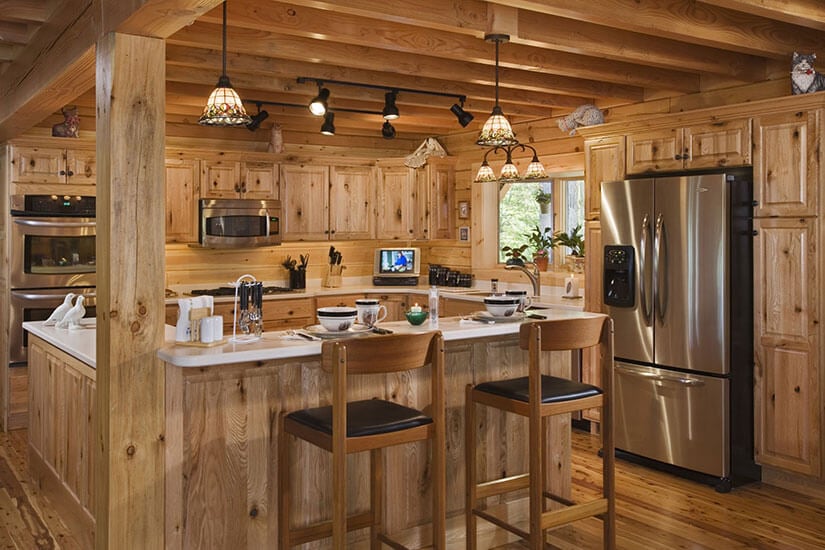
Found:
[410,303,422,313]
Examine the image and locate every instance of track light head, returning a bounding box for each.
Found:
[309,87,330,116]
[382,91,399,120]
[382,120,396,139]
[320,111,335,135]
[450,103,474,127]
[246,108,270,131]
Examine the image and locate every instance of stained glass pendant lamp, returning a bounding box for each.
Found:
[477,34,516,147]
[199,2,251,127]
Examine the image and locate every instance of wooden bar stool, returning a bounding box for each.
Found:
[465,315,615,549]
[278,331,446,549]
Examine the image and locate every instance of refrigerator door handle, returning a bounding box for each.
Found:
[654,213,667,324]
[639,213,653,326]
[615,363,706,387]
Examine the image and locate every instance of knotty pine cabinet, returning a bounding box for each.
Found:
[165,158,199,243]
[165,297,315,335]
[426,158,456,240]
[584,135,625,221]
[329,165,374,239]
[11,145,96,185]
[364,292,413,322]
[376,163,425,239]
[201,158,277,199]
[625,118,751,174]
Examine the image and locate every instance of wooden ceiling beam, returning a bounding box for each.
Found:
[2,0,52,23]
[196,1,698,93]
[0,19,35,44]
[169,22,645,101]
[697,0,825,32]
[486,0,825,58]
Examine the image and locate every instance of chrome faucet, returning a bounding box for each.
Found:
[505,262,541,297]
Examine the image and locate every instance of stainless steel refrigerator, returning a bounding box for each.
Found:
[601,169,759,491]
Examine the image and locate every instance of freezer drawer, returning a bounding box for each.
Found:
[614,361,729,478]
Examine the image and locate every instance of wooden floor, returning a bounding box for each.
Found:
[2,427,825,549]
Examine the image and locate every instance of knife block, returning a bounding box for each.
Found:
[323,264,344,288]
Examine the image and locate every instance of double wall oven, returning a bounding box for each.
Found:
[9,195,97,366]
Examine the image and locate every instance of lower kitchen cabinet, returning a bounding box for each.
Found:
[441,296,479,317]
[364,292,412,322]
[27,335,95,549]
[315,293,365,309]
[753,217,820,477]
[165,297,315,337]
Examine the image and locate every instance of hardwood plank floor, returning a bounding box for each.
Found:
[2,428,824,549]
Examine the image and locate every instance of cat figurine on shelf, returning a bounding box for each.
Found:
[791,52,825,95]
[557,104,604,136]
[51,105,80,137]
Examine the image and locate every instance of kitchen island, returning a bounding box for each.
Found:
[26,308,601,548]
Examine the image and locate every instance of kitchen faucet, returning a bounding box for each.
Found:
[505,262,541,297]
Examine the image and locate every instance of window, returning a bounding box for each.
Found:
[498,173,584,268]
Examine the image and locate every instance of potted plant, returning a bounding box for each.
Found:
[534,190,552,214]
[501,243,529,266]
[525,225,554,271]
[553,224,585,272]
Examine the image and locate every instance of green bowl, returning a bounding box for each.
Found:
[405,310,429,326]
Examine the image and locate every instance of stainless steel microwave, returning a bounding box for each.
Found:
[199,198,281,248]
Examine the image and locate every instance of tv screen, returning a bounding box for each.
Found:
[378,248,417,275]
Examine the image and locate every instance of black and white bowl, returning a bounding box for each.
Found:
[317,306,358,331]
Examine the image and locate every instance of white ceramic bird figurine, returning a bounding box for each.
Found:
[56,295,86,330]
[44,293,76,326]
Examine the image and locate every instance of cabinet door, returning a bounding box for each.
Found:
[201,159,241,198]
[753,217,820,476]
[281,164,330,241]
[11,146,65,183]
[582,221,603,423]
[365,293,411,322]
[241,162,277,199]
[263,298,314,331]
[65,149,96,185]
[584,136,625,221]
[329,165,374,240]
[683,118,751,169]
[440,297,478,317]
[753,110,819,218]
[429,160,455,240]
[165,158,199,243]
[625,127,683,174]
[315,294,365,309]
[376,164,416,239]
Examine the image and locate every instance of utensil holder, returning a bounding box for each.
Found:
[289,269,306,290]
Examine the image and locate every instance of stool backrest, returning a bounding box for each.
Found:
[322,331,441,374]
[518,315,609,352]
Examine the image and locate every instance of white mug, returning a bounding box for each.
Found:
[355,299,387,326]
[505,290,532,312]
[200,317,215,343]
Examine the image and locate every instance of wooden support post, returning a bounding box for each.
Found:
[95,31,166,550]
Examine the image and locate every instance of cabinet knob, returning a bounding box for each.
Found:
[751,200,759,207]
[751,230,758,236]
[674,154,682,160]
[234,184,241,193]
[794,386,801,393]
[59,170,66,176]
[67,170,74,177]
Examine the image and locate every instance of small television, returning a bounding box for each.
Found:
[374,247,421,277]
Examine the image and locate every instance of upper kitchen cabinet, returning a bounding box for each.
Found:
[281,164,329,241]
[165,158,200,243]
[201,158,277,200]
[753,110,820,218]
[329,165,375,240]
[625,118,751,174]
[584,136,625,220]
[426,158,456,240]
[376,162,423,240]
[10,145,95,185]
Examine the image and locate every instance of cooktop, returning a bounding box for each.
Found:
[189,286,293,296]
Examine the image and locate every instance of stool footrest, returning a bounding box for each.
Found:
[541,498,608,530]
[289,511,373,546]
[377,532,418,550]
[472,507,530,540]
[476,472,530,499]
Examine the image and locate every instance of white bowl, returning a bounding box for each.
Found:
[483,297,520,317]
[317,306,357,331]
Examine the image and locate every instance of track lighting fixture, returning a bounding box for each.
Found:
[199,2,251,126]
[451,102,474,127]
[474,143,547,183]
[309,86,330,116]
[382,120,396,139]
[382,91,399,120]
[246,105,270,131]
[477,34,516,146]
[320,111,335,135]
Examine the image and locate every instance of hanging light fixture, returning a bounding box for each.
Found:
[381,120,396,139]
[451,102,474,127]
[474,143,547,183]
[309,85,330,116]
[320,111,335,135]
[382,91,399,120]
[477,34,516,146]
[199,2,251,127]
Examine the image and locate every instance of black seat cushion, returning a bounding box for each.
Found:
[287,399,433,437]
[475,375,602,404]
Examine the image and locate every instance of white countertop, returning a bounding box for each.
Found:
[24,309,601,369]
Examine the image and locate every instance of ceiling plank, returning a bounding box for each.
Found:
[698,0,825,32]
[169,21,645,101]
[0,19,35,44]
[106,0,223,38]
[2,0,52,23]
[487,0,825,57]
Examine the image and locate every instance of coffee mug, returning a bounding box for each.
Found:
[355,299,388,326]
[505,290,532,312]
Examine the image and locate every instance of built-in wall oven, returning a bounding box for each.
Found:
[9,194,97,366]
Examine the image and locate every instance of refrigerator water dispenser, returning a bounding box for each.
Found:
[603,245,634,308]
